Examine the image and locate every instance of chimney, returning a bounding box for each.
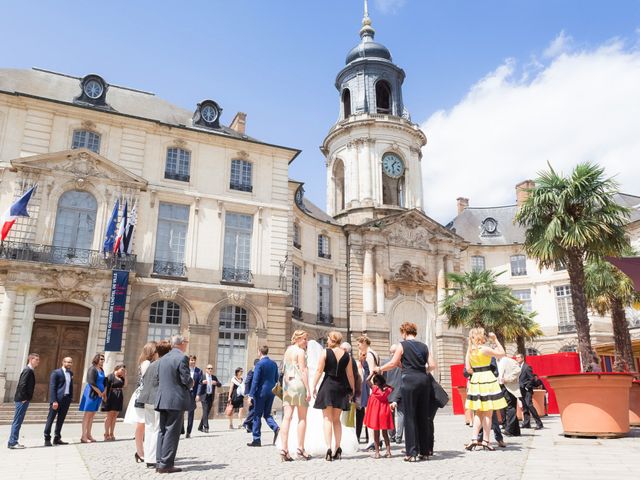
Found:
[457,197,469,215]
[516,180,535,208]
[230,112,247,135]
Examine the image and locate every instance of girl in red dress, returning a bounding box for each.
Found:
[363,373,394,458]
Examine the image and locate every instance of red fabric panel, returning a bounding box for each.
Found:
[450,363,467,415]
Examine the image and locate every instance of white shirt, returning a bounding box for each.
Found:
[62,367,71,395]
[206,374,213,394]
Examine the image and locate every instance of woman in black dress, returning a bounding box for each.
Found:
[312,331,355,461]
[375,322,436,462]
[102,363,127,441]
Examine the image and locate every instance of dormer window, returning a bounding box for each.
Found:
[165,147,191,182]
[481,217,499,236]
[71,130,101,153]
[193,100,222,129]
[74,74,108,107]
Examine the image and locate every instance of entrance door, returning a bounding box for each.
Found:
[29,303,90,402]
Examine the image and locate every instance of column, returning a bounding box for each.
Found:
[361,139,373,203]
[0,289,18,377]
[375,272,385,314]
[363,247,375,313]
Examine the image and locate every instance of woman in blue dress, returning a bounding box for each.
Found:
[79,353,106,443]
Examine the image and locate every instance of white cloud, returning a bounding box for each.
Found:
[420,37,640,224]
[373,0,406,14]
[543,30,572,58]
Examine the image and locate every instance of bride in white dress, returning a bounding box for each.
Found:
[277,339,359,456]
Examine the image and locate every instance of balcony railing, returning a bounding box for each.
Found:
[153,260,187,278]
[164,171,190,182]
[558,322,577,334]
[292,307,303,320]
[293,241,301,250]
[0,241,136,271]
[318,252,332,260]
[229,182,253,193]
[316,313,334,325]
[222,267,253,284]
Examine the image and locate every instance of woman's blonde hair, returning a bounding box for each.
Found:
[291,329,308,344]
[327,331,343,348]
[138,342,157,365]
[468,327,487,349]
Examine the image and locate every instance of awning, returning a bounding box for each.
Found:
[606,256,640,291]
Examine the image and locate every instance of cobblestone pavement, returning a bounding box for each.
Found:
[1,413,638,479]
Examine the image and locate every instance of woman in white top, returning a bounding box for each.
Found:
[227,368,245,429]
[124,341,156,463]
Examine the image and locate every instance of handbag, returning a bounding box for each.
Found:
[272,381,283,400]
[432,377,449,408]
[224,401,234,416]
[133,367,145,408]
[340,403,356,428]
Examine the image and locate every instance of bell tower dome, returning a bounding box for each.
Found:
[322,1,427,225]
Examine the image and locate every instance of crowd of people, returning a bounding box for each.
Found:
[7,322,548,472]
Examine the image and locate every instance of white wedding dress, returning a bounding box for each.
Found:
[276,340,359,456]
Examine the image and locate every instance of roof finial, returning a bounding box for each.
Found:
[360,0,375,39]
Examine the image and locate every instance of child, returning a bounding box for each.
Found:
[363,373,394,458]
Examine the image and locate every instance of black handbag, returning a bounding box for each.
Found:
[432,377,449,408]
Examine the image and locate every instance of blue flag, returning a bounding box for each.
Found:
[103,199,119,253]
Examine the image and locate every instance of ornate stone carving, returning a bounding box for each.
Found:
[55,152,109,179]
[81,120,96,130]
[392,261,428,284]
[227,291,246,305]
[158,286,179,300]
[235,150,249,159]
[40,287,91,302]
[173,138,187,149]
[386,223,433,249]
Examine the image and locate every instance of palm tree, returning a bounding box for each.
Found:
[515,162,630,369]
[501,307,544,356]
[441,270,542,347]
[584,256,638,371]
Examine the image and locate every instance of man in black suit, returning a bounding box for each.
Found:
[516,353,543,430]
[196,364,221,433]
[7,353,39,449]
[242,359,259,433]
[44,357,73,446]
[185,355,202,438]
[155,335,193,474]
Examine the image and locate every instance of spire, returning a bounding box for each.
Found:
[360,0,375,40]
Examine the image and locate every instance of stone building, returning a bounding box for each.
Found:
[0,68,299,408]
[448,182,640,355]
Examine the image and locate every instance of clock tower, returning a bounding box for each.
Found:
[321,3,427,225]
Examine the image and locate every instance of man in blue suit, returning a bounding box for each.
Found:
[185,355,202,438]
[44,357,73,446]
[242,358,259,433]
[247,346,279,447]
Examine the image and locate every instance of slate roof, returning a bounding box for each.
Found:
[300,197,340,226]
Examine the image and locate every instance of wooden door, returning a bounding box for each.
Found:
[29,319,89,403]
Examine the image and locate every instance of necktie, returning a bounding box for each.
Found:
[207,375,212,394]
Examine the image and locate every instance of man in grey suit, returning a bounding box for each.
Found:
[155,335,193,474]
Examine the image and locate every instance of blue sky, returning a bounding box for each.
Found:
[2,1,639,222]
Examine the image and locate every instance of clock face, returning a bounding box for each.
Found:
[482,217,498,234]
[382,153,404,178]
[201,105,218,123]
[84,79,103,99]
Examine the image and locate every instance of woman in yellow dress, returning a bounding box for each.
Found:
[464,327,507,451]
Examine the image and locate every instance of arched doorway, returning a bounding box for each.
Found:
[389,298,436,357]
[28,302,90,402]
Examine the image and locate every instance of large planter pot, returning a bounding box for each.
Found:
[456,386,472,425]
[547,373,633,438]
[532,389,547,417]
[630,381,640,427]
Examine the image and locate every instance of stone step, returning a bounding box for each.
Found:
[0,403,111,425]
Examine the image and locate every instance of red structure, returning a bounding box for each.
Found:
[450,352,580,415]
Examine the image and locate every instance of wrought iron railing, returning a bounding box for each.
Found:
[0,241,136,271]
[316,313,334,325]
[292,307,303,320]
[152,260,186,277]
[229,182,253,192]
[164,171,190,182]
[558,322,577,334]
[222,267,253,284]
[318,252,332,260]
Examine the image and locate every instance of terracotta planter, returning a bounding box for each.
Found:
[630,381,640,427]
[547,373,633,438]
[457,386,472,425]
[532,389,547,417]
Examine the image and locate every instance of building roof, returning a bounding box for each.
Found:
[0,68,299,157]
[300,197,340,226]
[448,193,640,246]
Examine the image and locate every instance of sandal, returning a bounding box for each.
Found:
[481,440,495,451]
[464,439,479,451]
[280,450,294,462]
[403,456,418,462]
[296,448,312,460]
[418,454,430,461]
[372,452,381,459]
[384,451,392,458]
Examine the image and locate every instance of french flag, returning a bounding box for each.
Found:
[1,185,37,241]
[113,201,127,255]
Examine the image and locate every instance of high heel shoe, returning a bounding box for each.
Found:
[296,448,312,460]
[280,450,293,462]
[332,447,342,460]
[324,448,333,461]
[135,452,144,463]
[481,440,495,451]
[464,439,479,451]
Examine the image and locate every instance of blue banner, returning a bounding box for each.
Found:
[105,270,129,352]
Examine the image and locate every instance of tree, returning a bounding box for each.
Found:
[516,162,630,370]
[441,270,541,348]
[584,256,637,371]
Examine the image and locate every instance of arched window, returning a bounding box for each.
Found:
[71,130,101,153]
[333,159,345,212]
[217,305,248,383]
[147,300,181,342]
[52,190,97,251]
[342,88,352,118]
[526,348,540,356]
[375,81,392,114]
